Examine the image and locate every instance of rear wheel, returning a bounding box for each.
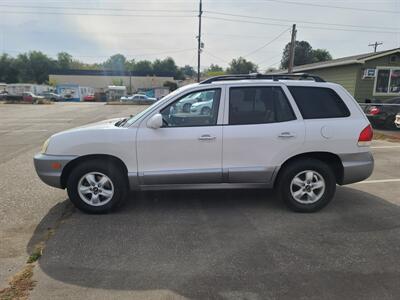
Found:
[384,115,396,130]
[67,160,128,214]
[277,159,336,212]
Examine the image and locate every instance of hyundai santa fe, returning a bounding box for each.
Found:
[34,73,374,214]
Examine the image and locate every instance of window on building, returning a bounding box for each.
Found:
[228,86,295,125]
[288,86,350,119]
[375,68,400,95]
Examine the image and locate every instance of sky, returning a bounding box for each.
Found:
[0,0,399,72]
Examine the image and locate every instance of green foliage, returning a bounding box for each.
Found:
[111,78,124,86]
[281,41,332,69]
[180,65,196,78]
[227,57,258,74]
[207,64,224,73]
[103,54,127,71]
[163,81,178,91]
[0,50,188,83]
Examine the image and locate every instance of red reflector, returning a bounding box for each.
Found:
[358,124,373,146]
[51,162,62,170]
[369,106,380,115]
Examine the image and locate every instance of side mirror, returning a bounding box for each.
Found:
[147,113,163,129]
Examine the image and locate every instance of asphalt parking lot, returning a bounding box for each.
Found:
[1,102,400,299]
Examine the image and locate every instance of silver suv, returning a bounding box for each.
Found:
[34,74,374,214]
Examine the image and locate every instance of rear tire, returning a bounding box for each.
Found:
[67,160,128,214]
[384,115,396,130]
[277,158,336,212]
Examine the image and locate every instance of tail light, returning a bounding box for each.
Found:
[358,124,373,146]
[369,106,380,115]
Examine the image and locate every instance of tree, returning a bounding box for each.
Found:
[57,52,73,69]
[14,51,56,84]
[132,60,153,76]
[227,57,258,74]
[207,64,224,72]
[103,54,127,71]
[163,81,178,91]
[180,65,196,78]
[152,57,184,79]
[0,54,19,83]
[111,78,124,86]
[280,41,332,69]
[312,49,332,63]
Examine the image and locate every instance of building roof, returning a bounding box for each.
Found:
[274,47,400,73]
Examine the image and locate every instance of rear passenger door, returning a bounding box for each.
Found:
[222,85,305,184]
[287,85,356,154]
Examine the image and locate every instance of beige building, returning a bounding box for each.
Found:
[49,70,174,93]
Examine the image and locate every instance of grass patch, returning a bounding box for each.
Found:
[0,264,35,300]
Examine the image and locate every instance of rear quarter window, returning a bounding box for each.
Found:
[288,86,350,119]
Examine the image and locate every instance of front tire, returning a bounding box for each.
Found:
[277,159,336,212]
[67,160,128,214]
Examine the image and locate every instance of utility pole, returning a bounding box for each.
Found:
[288,24,297,73]
[197,0,203,82]
[369,41,383,53]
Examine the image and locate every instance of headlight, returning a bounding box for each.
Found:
[41,138,50,154]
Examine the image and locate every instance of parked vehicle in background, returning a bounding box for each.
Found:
[120,94,156,102]
[363,97,400,130]
[22,92,44,103]
[174,90,214,112]
[190,99,213,115]
[34,73,374,214]
[395,113,400,128]
[40,92,63,101]
[84,95,95,101]
[0,91,8,100]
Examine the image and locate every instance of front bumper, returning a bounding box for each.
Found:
[33,153,77,188]
[339,152,374,185]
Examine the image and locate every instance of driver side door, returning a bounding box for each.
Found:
[136,88,224,186]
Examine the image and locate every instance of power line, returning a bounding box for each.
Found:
[242,27,291,58]
[0,4,196,12]
[205,10,399,31]
[1,10,196,18]
[262,0,400,14]
[203,16,400,34]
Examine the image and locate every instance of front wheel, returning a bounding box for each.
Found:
[67,160,128,214]
[277,159,336,212]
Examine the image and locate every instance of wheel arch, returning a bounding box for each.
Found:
[60,154,129,189]
[274,151,344,187]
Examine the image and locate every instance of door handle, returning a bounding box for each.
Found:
[278,132,296,138]
[198,134,216,141]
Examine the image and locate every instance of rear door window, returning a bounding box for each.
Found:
[288,86,350,119]
[228,86,295,125]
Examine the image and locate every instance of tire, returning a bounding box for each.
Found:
[66,160,128,214]
[183,103,191,113]
[384,115,396,130]
[201,107,211,115]
[277,158,336,212]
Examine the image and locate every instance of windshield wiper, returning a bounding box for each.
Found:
[115,118,127,127]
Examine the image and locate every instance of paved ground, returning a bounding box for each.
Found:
[1,102,400,299]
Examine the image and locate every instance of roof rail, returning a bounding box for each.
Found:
[199,73,325,84]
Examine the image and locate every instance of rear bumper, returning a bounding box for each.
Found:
[33,153,77,188]
[339,152,374,185]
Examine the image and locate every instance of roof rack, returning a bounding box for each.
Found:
[199,73,325,84]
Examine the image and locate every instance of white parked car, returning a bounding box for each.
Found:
[395,113,400,128]
[34,73,374,214]
[120,94,156,102]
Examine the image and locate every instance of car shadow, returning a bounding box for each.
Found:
[28,187,400,299]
